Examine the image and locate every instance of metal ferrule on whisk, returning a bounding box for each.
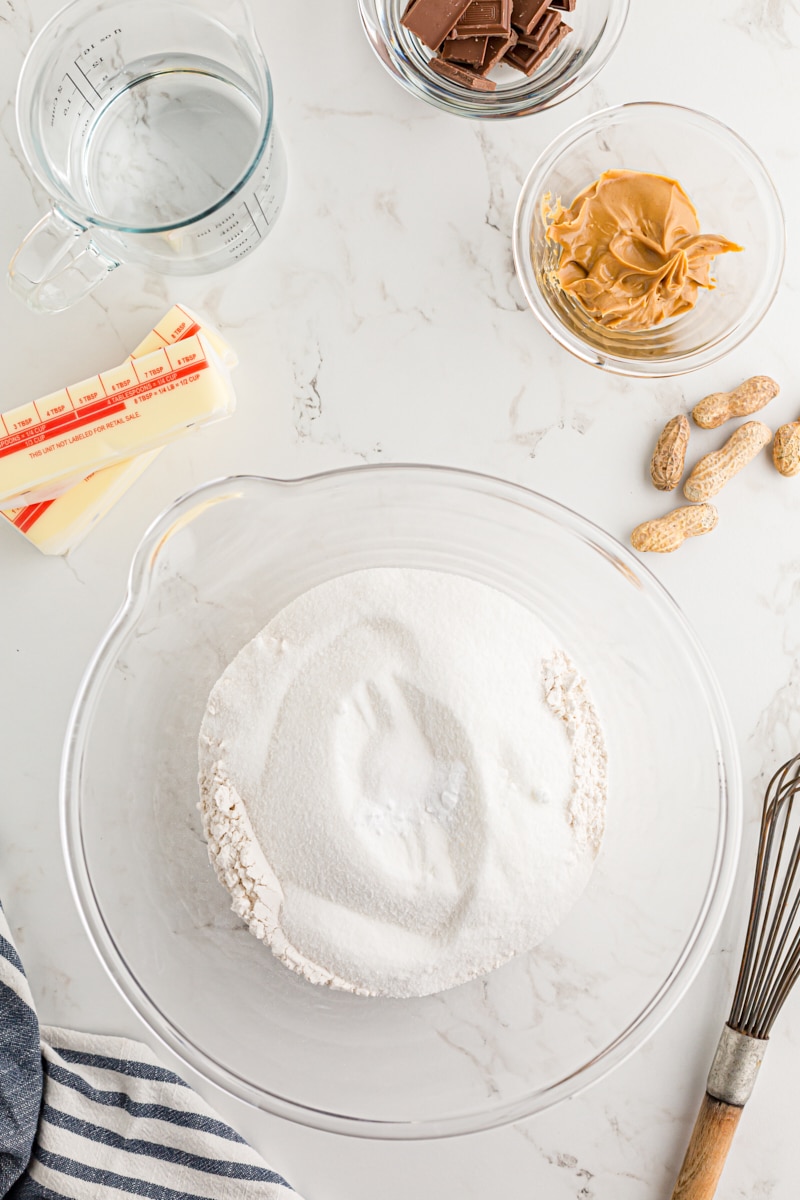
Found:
[707,1025,768,1107]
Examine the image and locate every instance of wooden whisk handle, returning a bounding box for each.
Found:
[669,1093,743,1200]
[670,1025,767,1200]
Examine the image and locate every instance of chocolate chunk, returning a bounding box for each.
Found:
[477,27,518,72]
[549,0,576,10]
[510,0,550,35]
[503,42,537,72]
[505,18,570,73]
[451,0,512,37]
[429,55,498,88]
[401,0,473,50]
[442,33,489,63]
[525,8,560,46]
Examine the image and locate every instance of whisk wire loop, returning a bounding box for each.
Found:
[729,754,800,1039]
[745,790,800,1029]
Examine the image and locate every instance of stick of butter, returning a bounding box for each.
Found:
[0,307,236,553]
[0,452,162,556]
[0,331,235,507]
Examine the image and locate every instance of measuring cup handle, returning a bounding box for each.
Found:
[8,208,118,313]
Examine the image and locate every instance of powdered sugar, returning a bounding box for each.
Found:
[198,568,607,999]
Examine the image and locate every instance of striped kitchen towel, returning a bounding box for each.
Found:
[0,902,297,1199]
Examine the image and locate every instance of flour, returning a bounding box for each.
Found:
[198,568,607,999]
[543,650,607,852]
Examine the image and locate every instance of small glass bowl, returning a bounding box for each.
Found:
[513,102,785,376]
[357,0,629,119]
[62,467,741,1138]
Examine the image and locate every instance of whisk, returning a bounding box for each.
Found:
[671,753,800,1199]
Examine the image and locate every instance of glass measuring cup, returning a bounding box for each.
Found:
[9,0,287,313]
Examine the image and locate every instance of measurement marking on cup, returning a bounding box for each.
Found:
[64,73,95,111]
[73,57,104,101]
[243,202,262,239]
[255,193,271,229]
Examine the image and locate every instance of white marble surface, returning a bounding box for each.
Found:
[2,0,800,1195]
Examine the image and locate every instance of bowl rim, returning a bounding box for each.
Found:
[60,464,742,1139]
[512,100,786,377]
[356,0,631,120]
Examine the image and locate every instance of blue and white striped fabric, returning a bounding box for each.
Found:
[0,903,297,1200]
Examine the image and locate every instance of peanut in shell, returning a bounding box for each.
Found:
[650,414,690,491]
[692,376,779,429]
[631,504,718,554]
[773,422,800,478]
[683,421,772,502]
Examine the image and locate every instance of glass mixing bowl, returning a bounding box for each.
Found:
[357,0,629,119]
[513,103,785,375]
[62,466,740,1138]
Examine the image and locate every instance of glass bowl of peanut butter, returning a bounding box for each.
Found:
[513,102,785,375]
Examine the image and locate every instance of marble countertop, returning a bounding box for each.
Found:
[3,0,800,1195]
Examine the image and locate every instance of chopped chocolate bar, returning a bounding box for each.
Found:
[510,0,550,35]
[401,0,578,89]
[505,18,570,73]
[429,55,498,88]
[451,0,512,37]
[401,0,473,50]
[477,27,518,73]
[442,33,489,64]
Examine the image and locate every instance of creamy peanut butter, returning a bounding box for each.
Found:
[544,170,742,332]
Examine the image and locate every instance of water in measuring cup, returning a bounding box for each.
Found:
[78,54,262,228]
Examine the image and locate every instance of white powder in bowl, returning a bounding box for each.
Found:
[198,567,607,999]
